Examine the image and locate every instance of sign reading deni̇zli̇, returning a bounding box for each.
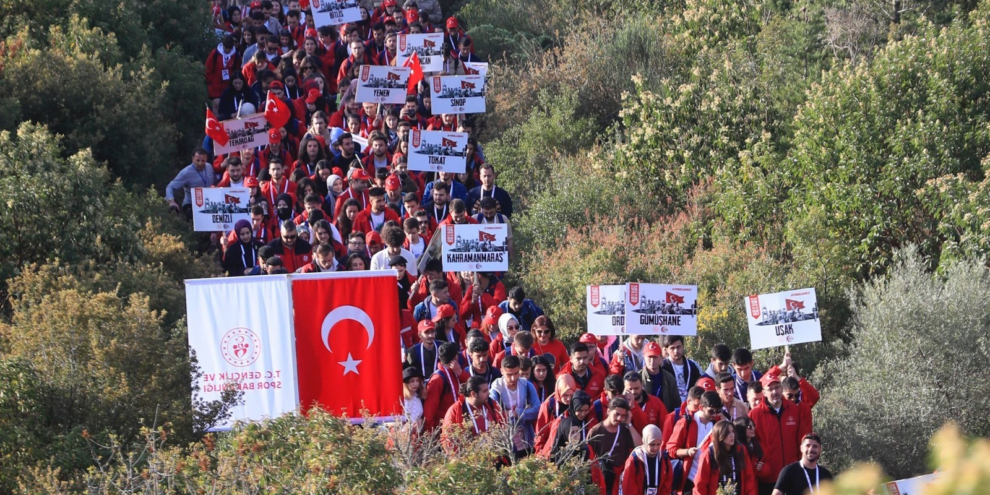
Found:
[745,288,822,350]
[309,0,361,27]
[587,285,626,335]
[429,75,486,114]
[356,65,410,105]
[192,187,252,232]
[441,223,508,272]
[396,33,444,72]
[408,129,468,173]
[625,283,698,336]
[213,113,269,156]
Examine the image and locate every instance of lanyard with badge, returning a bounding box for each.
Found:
[644,453,661,494]
[464,400,488,434]
[241,244,256,268]
[803,465,819,494]
[420,344,438,378]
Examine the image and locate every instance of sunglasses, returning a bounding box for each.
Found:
[302,66,315,71]
[283,234,297,240]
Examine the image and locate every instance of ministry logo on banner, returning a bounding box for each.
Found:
[185,275,298,431]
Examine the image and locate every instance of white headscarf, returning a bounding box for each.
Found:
[497,313,519,341]
[633,424,664,463]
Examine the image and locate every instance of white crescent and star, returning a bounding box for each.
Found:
[321,306,375,375]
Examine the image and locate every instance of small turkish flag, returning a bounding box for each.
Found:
[785,299,805,311]
[666,292,685,304]
[403,52,423,95]
[264,90,291,129]
[205,108,229,146]
[292,272,403,418]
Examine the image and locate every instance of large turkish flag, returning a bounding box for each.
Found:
[292,271,403,418]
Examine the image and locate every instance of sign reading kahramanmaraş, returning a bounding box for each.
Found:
[441,224,508,272]
[192,187,252,232]
[587,285,626,335]
[745,288,822,350]
[356,66,410,105]
[625,283,699,336]
[408,129,468,173]
[429,75,486,114]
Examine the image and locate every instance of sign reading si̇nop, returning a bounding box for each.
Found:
[441,224,508,272]
[587,285,626,335]
[625,283,698,336]
[745,288,822,350]
[429,75,486,114]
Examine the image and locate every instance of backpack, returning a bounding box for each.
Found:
[669,409,690,489]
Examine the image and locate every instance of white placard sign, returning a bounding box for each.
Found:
[625,283,698,336]
[192,187,252,232]
[587,285,626,335]
[440,223,508,272]
[408,129,468,173]
[310,0,361,27]
[356,65,410,105]
[463,61,489,82]
[885,473,941,495]
[745,288,822,350]
[213,113,270,155]
[397,33,444,72]
[429,75,486,114]
[185,276,299,431]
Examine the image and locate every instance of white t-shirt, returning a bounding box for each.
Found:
[369,248,419,276]
[687,412,714,479]
[407,237,425,259]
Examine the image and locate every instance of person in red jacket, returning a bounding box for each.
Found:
[437,198,479,226]
[663,386,705,447]
[667,391,723,494]
[533,374,577,454]
[692,420,759,495]
[423,341,466,432]
[261,158,298,208]
[459,274,497,330]
[557,342,606,400]
[333,168,371,217]
[623,372,669,433]
[530,315,568,373]
[206,35,241,108]
[747,367,812,494]
[352,186,401,234]
[264,220,313,273]
[780,351,820,408]
[622,424,673,495]
[441,375,504,453]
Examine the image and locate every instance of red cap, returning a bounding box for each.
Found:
[383,15,395,24]
[314,135,327,148]
[250,0,261,8]
[268,128,281,143]
[351,168,371,181]
[332,166,345,177]
[383,0,396,6]
[244,176,259,188]
[760,365,782,388]
[305,88,321,104]
[417,320,436,333]
[269,80,284,90]
[644,341,663,358]
[385,175,401,191]
[446,17,458,29]
[305,28,318,39]
[433,304,455,322]
[578,333,598,345]
[696,377,716,392]
[482,306,503,327]
[405,10,419,23]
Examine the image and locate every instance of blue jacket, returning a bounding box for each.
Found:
[421,180,468,206]
[498,299,544,330]
[490,378,540,448]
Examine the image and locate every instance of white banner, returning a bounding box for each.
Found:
[625,283,698,336]
[310,0,361,27]
[587,285,626,335]
[213,113,270,156]
[429,75,486,114]
[191,187,252,232]
[745,288,822,350]
[408,129,468,173]
[356,65,410,105]
[463,61,489,82]
[885,473,941,495]
[397,33,444,72]
[440,223,508,272]
[185,276,299,430]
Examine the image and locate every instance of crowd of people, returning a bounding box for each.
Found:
[167,1,834,493]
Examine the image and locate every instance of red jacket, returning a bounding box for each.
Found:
[747,399,811,484]
[261,179,298,209]
[264,237,312,274]
[534,395,571,453]
[205,47,241,99]
[692,445,758,495]
[333,187,370,217]
[531,339,569,374]
[423,365,469,432]
[662,402,695,446]
[558,362,605,399]
[406,272,463,311]
[622,450,674,495]
[438,215,479,226]
[631,394,669,433]
[352,207,401,234]
[665,412,716,492]
[798,377,820,408]
[459,291,496,329]
[539,412,598,458]
[441,397,504,452]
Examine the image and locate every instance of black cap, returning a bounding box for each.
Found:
[389,255,407,266]
[402,366,423,382]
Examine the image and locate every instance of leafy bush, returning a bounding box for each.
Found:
[813,247,990,478]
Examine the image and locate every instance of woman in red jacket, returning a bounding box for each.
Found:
[622,424,673,495]
[733,417,770,482]
[530,315,569,374]
[692,421,758,495]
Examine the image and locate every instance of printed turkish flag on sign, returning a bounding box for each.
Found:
[292,271,403,418]
[785,299,805,311]
[666,291,685,304]
[264,90,291,129]
[403,53,423,95]
[205,108,229,146]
